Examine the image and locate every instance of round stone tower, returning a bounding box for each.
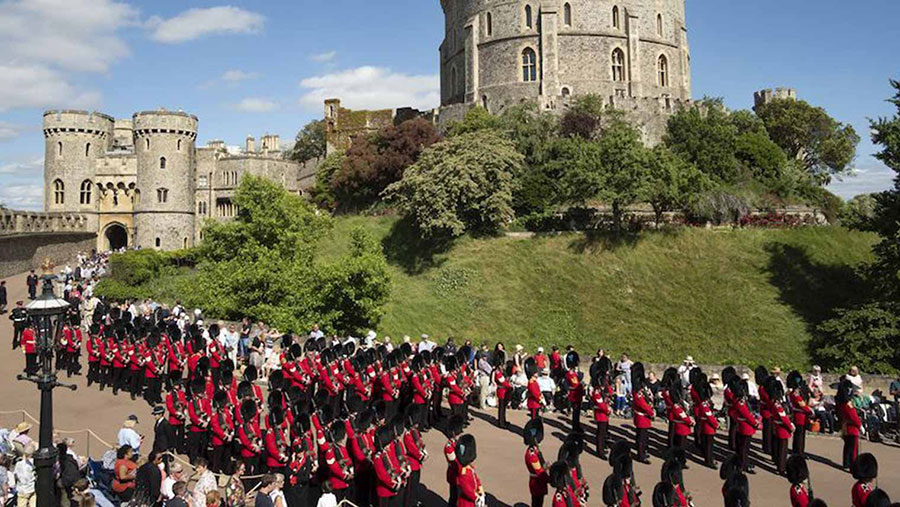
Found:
[440,0,691,111]
[42,110,114,229]
[132,109,198,250]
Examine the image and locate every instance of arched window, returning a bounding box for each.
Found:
[157,188,168,203]
[563,3,572,26]
[611,48,626,82]
[658,54,669,87]
[177,139,182,151]
[155,238,161,248]
[657,14,663,36]
[522,48,537,82]
[53,179,65,205]
[160,157,167,169]
[80,180,92,205]
[525,5,533,29]
[183,238,188,249]
[486,12,492,36]
[57,142,63,157]
[482,95,488,109]
[561,87,571,97]
[612,6,620,29]
[145,138,150,150]
[85,143,91,157]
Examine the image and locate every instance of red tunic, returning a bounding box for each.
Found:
[373,450,399,498]
[166,390,188,426]
[412,372,429,404]
[632,391,654,429]
[444,438,459,485]
[790,484,810,507]
[672,404,695,437]
[699,400,719,435]
[456,466,482,507]
[838,403,861,437]
[852,481,872,507]
[237,420,262,458]
[211,411,233,446]
[447,375,465,406]
[592,391,610,422]
[22,328,36,354]
[494,369,511,401]
[325,445,352,490]
[566,370,584,403]
[773,405,794,440]
[404,430,425,471]
[526,379,543,410]
[790,391,813,428]
[525,446,548,497]
[735,400,758,436]
[265,427,288,468]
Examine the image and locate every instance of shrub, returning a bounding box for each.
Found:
[108,249,170,286]
[686,190,751,225]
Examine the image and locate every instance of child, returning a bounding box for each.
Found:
[615,375,627,416]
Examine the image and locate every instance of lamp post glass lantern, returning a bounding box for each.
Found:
[22,273,73,507]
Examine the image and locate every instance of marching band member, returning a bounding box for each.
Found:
[525,358,544,421]
[565,351,584,431]
[455,435,484,507]
[786,455,812,507]
[787,370,814,456]
[631,363,655,464]
[524,419,549,507]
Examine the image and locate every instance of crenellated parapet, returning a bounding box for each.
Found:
[0,209,91,236]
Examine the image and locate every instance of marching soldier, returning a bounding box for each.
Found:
[590,357,613,459]
[525,358,544,421]
[670,388,694,452]
[770,378,793,476]
[494,359,513,429]
[733,378,759,473]
[21,321,37,375]
[444,415,464,507]
[455,435,484,507]
[565,351,584,431]
[86,325,102,386]
[549,461,574,507]
[836,379,862,471]
[9,301,28,349]
[165,382,188,453]
[631,363,654,464]
[850,453,877,507]
[374,425,403,507]
[325,420,355,503]
[524,419,549,507]
[696,379,719,468]
[237,399,263,475]
[265,405,290,474]
[210,390,234,474]
[402,405,427,507]
[65,323,82,377]
[187,377,212,464]
[786,455,812,507]
[755,366,773,456]
[787,370,813,456]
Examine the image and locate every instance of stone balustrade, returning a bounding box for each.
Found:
[0,209,90,236]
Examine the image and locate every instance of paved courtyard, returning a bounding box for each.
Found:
[1,270,898,506]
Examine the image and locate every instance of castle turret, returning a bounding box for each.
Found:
[42,110,115,231]
[132,109,198,250]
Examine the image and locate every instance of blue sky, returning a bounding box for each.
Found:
[1,0,898,209]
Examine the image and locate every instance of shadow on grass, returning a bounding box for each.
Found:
[381,217,455,275]
[763,242,870,355]
[566,226,682,254]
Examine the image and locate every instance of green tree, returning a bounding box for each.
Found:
[816,304,899,373]
[734,130,789,182]
[645,146,711,225]
[756,98,860,184]
[288,119,326,164]
[197,175,390,334]
[308,152,344,210]
[384,131,524,237]
[664,102,740,183]
[841,193,878,231]
[331,118,440,211]
[446,106,504,137]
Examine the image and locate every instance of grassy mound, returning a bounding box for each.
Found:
[322,216,876,368]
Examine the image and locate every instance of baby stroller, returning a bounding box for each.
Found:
[864,391,900,444]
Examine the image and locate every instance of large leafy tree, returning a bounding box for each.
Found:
[288,119,326,164]
[331,118,440,210]
[384,130,524,237]
[815,79,900,373]
[197,175,390,334]
[645,146,711,225]
[756,98,860,184]
[664,100,740,183]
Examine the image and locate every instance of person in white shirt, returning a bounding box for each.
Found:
[161,463,184,499]
[317,483,337,507]
[309,324,325,341]
[677,356,695,387]
[116,415,142,456]
[846,365,864,393]
[418,334,436,353]
[14,443,36,507]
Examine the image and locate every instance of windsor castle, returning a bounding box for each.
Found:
[38,0,790,251]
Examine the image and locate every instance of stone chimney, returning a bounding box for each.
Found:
[245,135,256,153]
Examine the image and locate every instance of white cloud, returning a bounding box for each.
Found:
[0,121,26,141]
[222,70,259,83]
[233,97,278,113]
[0,64,101,112]
[148,6,264,44]
[0,156,43,175]
[0,0,137,110]
[311,51,337,63]
[0,183,43,210]
[827,158,896,199]
[299,66,439,111]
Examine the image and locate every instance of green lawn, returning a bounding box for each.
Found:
[323,216,877,369]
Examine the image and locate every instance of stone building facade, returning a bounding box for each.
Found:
[42,109,316,252]
[437,0,692,142]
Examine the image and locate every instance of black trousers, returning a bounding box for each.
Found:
[385,400,398,422]
[497,395,509,427]
[773,437,788,474]
[13,326,24,349]
[450,403,465,420]
[404,469,420,507]
[25,353,37,375]
[728,417,738,451]
[431,391,443,422]
[188,430,208,464]
[448,482,458,507]
[792,425,806,455]
[842,434,858,469]
[531,494,545,507]
[242,455,260,477]
[635,427,649,460]
[99,365,111,389]
[673,433,687,451]
[87,361,99,385]
[736,433,752,471]
[596,421,608,456]
[762,417,771,454]
[702,432,715,467]
[130,370,143,398]
[145,377,162,404]
[211,444,231,474]
[379,495,400,507]
[571,402,581,429]
[667,421,675,448]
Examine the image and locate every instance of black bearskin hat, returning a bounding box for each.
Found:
[688,367,703,387]
[346,395,365,415]
[754,365,770,386]
[548,461,570,491]
[631,362,646,392]
[787,370,804,390]
[524,357,538,378]
[724,486,749,507]
[221,369,234,386]
[190,376,205,396]
[662,447,687,473]
[446,415,465,438]
[375,425,394,449]
[609,440,631,468]
[523,418,544,446]
[661,458,683,487]
[355,410,374,433]
[864,489,890,507]
[652,482,678,507]
[719,453,741,481]
[237,380,253,400]
[213,390,229,409]
[852,453,878,481]
[411,354,425,372]
[269,405,285,426]
[786,454,809,485]
[613,454,633,481]
[243,365,258,382]
[721,366,737,386]
[330,420,347,443]
[602,475,624,506]
[240,399,257,421]
[808,500,828,507]
[557,441,579,468]
[269,370,284,391]
[400,342,413,358]
[289,343,303,360]
[456,434,476,467]
[662,367,679,391]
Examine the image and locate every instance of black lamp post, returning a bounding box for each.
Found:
[18,269,76,507]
